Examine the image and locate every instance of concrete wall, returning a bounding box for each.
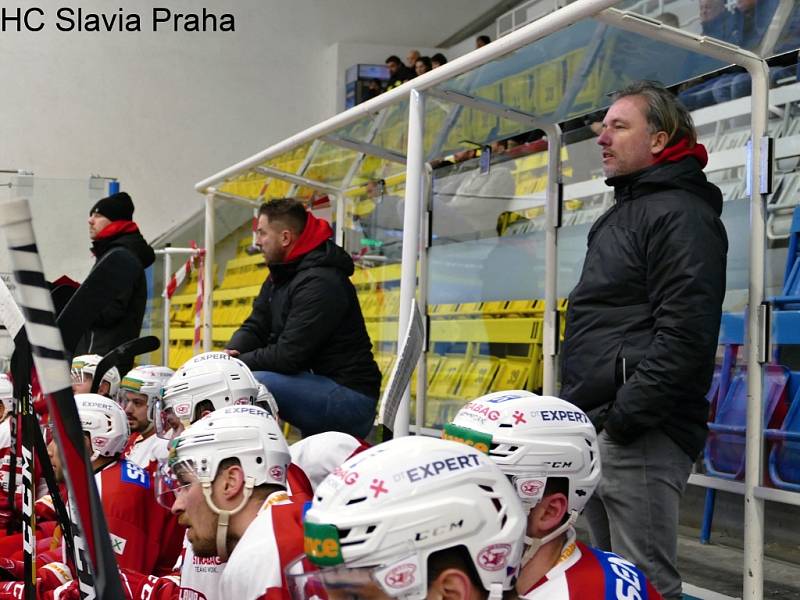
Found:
[1,0,489,248]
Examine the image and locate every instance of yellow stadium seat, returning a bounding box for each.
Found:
[458,356,500,399]
[491,357,532,392]
[428,355,467,399]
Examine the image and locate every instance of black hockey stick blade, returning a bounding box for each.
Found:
[90,336,160,394]
[0,197,124,600]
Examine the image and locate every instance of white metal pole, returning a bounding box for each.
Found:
[395,89,425,437]
[203,192,215,352]
[743,59,770,600]
[162,251,171,366]
[335,193,346,247]
[542,124,562,395]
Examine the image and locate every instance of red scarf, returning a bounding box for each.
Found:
[654,137,708,168]
[95,220,139,240]
[284,213,333,263]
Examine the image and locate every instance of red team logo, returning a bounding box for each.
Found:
[384,563,416,589]
[270,466,284,481]
[519,479,544,497]
[477,544,512,571]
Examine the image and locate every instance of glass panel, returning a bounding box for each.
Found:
[439,19,727,125]
[372,99,410,155]
[422,145,553,428]
[343,178,405,407]
[304,141,360,187]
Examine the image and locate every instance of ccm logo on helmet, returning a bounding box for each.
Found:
[539,410,588,423]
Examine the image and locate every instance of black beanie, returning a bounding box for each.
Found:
[90,191,134,222]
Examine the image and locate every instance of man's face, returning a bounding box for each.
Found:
[386,60,399,76]
[406,51,419,68]
[88,212,112,240]
[47,440,63,483]
[597,95,662,178]
[699,0,724,22]
[123,391,150,434]
[256,215,289,264]
[71,374,93,395]
[415,61,428,77]
[171,470,221,557]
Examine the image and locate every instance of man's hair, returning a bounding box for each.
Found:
[385,55,402,65]
[416,56,432,71]
[476,35,491,45]
[431,52,448,66]
[258,198,308,235]
[614,80,697,147]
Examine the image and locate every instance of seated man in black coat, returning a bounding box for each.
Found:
[225,198,381,439]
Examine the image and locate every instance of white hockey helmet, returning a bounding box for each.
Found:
[119,365,174,424]
[75,393,131,460]
[0,374,13,414]
[255,383,279,419]
[286,436,525,600]
[445,390,600,514]
[71,354,121,398]
[156,352,258,439]
[160,404,290,560]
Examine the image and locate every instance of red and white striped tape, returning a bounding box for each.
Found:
[164,242,205,300]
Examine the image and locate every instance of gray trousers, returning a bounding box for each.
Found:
[583,428,693,600]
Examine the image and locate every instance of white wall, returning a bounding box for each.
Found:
[1,0,490,248]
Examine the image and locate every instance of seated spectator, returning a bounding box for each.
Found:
[415,55,432,76]
[658,12,680,26]
[431,52,448,68]
[476,34,491,48]
[225,199,381,439]
[385,54,412,90]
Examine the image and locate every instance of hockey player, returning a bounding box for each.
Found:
[119,365,174,473]
[289,431,369,492]
[47,394,183,575]
[0,375,13,454]
[162,405,304,599]
[70,354,120,398]
[444,391,663,599]
[286,436,526,600]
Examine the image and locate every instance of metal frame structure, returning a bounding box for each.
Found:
[193,1,800,596]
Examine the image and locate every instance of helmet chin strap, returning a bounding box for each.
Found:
[201,477,255,562]
[488,583,504,600]
[520,510,578,566]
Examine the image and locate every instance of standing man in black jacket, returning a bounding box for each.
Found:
[60,191,155,376]
[225,198,381,439]
[560,82,727,600]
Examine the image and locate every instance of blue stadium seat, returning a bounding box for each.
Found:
[772,207,800,310]
[767,384,800,491]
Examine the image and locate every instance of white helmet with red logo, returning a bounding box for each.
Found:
[446,391,601,562]
[286,436,525,600]
[119,365,174,424]
[71,354,120,398]
[159,404,290,561]
[0,374,14,414]
[75,393,130,460]
[157,352,258,439]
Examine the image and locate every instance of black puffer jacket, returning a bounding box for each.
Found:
[229,240,381,400]
[65,227,155,373]
[560,156,728,459]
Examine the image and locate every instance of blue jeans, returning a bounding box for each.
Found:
[252,370,377,438]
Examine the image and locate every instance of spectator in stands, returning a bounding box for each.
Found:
[678,0,734,109]
[560,81,728,600]
[385,54,412,90]
[476,34,491,48]
[431,52,448,68]
[225,198,381,439]
[415,55,433,76]
[406,49,421,72]
[59,192,155,376]
[657,12,680,26]
[363,78,383,101]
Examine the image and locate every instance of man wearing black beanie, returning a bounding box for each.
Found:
[57,191,155,375]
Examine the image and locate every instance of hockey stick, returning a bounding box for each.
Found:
[20,392,35,600]
[0,198,124,600]
[0,274,76,561]
[377,299,425,439]
[90,336,160,394]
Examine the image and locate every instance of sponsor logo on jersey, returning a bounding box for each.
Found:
[477,544,512,571]
[304,521,343,567]
[121,460,150,489]
[404,453,480,483]
[592,547,648,600]
[442,423,492,455]
[110,533,127,555]
[178,588,208,600]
